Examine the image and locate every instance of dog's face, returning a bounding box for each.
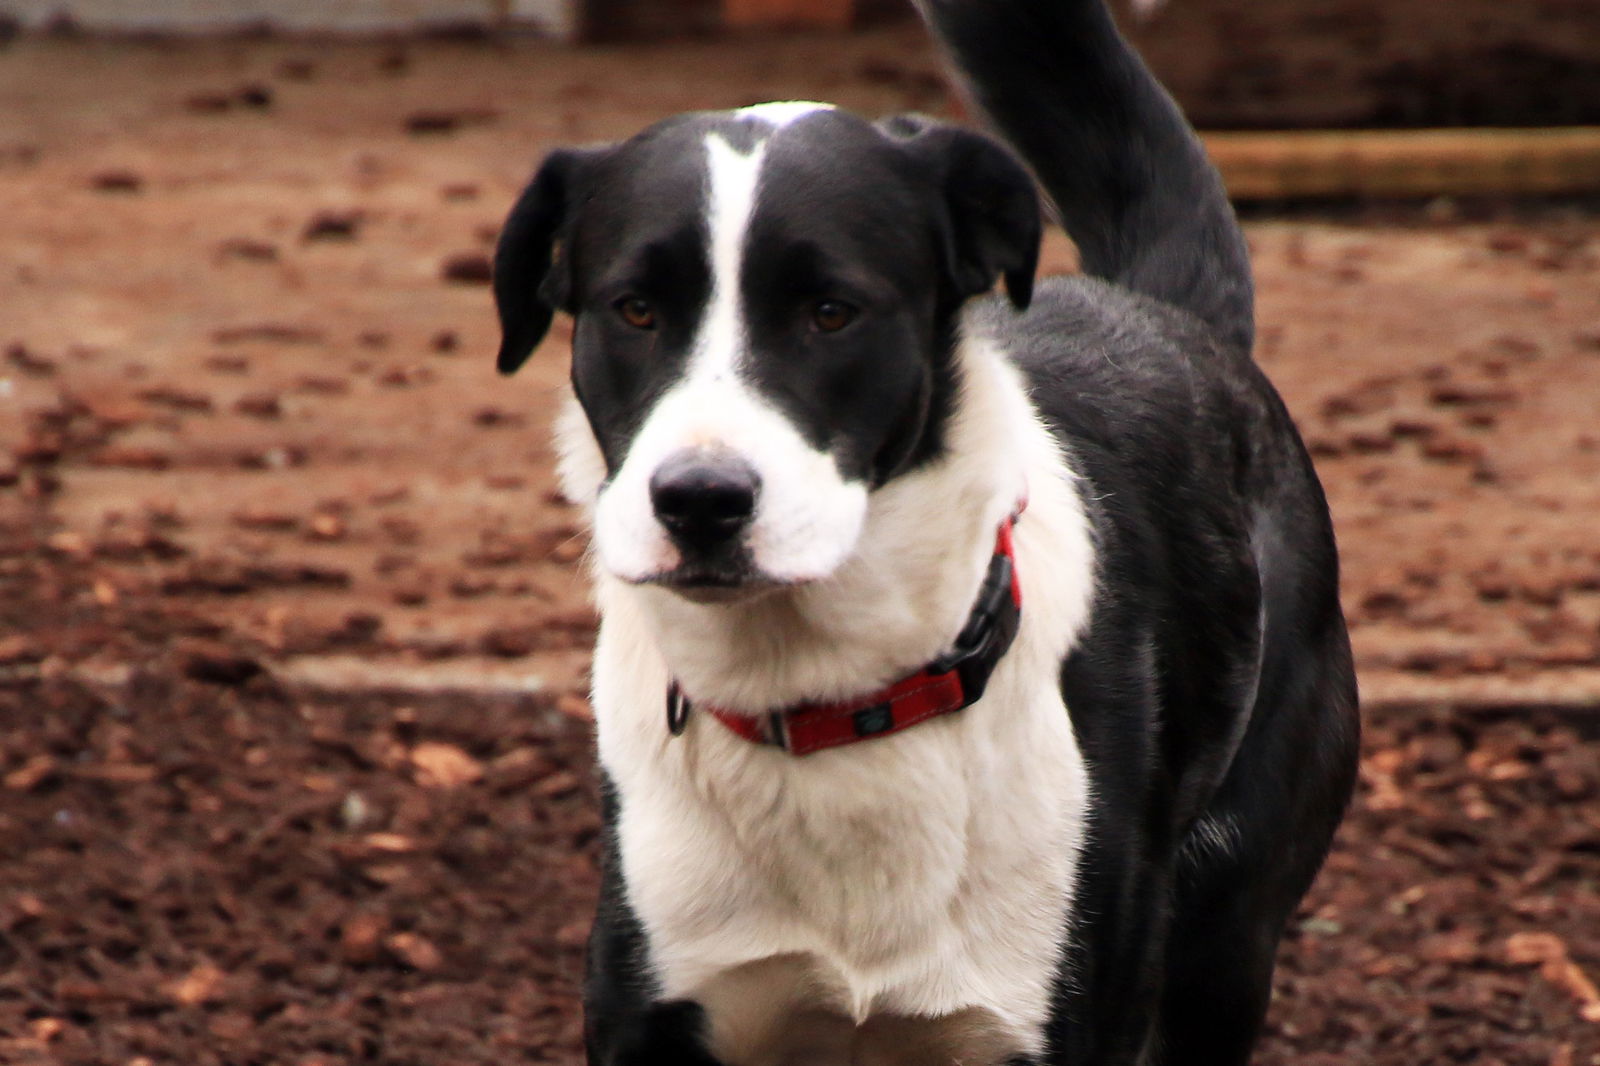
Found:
[495,104,1038,600]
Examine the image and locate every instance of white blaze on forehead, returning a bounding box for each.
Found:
[735,100,834,129]
[699,131,768,379]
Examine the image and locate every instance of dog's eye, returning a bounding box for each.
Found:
[615,296,657,330]
[812,300,857,333]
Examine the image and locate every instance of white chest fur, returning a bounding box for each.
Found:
[594,598,1088,1055]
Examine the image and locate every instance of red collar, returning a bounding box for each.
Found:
[666,507,1024,756]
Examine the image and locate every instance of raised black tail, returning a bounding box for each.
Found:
[916,0,1254,352]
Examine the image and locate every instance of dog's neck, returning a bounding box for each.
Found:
[575,333,1034,716]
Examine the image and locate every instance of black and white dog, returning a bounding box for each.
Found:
[492,1,1359,1063]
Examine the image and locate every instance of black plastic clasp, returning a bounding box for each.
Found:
[764,712,789,750]
[666,681,691,737]
[929,552,1021,707]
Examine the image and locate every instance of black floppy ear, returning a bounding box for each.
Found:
[494,147,606,375]
[882,115,1041,310]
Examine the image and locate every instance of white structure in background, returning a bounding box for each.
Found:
[1128,0,1167,18]
[0,0,578,38]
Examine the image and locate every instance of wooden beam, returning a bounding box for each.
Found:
[1201,127,1600,200]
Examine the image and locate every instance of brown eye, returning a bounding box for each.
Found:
[615,296,657,330]
[812,300,857,333]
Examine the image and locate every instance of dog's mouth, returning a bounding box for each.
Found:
[637,562,806,605]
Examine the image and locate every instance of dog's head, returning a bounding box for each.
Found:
[495,103,1038,602]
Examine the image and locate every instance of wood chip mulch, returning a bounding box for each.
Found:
[2,519,1598,1066]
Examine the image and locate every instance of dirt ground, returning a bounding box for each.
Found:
[1,25,1599,1066]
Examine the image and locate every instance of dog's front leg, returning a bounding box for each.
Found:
[604,1000,726,1066]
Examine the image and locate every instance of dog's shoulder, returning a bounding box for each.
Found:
[972,275,1267,447]
[969,278,1264,568]
[973,275,1343,834]
[972,277,1267,778]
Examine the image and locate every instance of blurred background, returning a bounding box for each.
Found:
[5,0,1600,126]
[1,3,1598,1065]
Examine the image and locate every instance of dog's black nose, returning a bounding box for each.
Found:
[649,451,760,552]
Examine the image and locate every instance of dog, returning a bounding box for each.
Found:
[491,1,1359,1062]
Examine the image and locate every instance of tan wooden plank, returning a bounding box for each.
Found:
[1202,127,1600,200]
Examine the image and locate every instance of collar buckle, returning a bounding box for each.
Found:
[928,549,1020,708]
[666,681,691,736]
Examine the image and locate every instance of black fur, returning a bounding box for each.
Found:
[917,0,1255,352]
[921,1,1358,1059]
[584,778,725,1066]
[494,0,1358,1062]
[495,146,606,374]
[967,283,1357,1063]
